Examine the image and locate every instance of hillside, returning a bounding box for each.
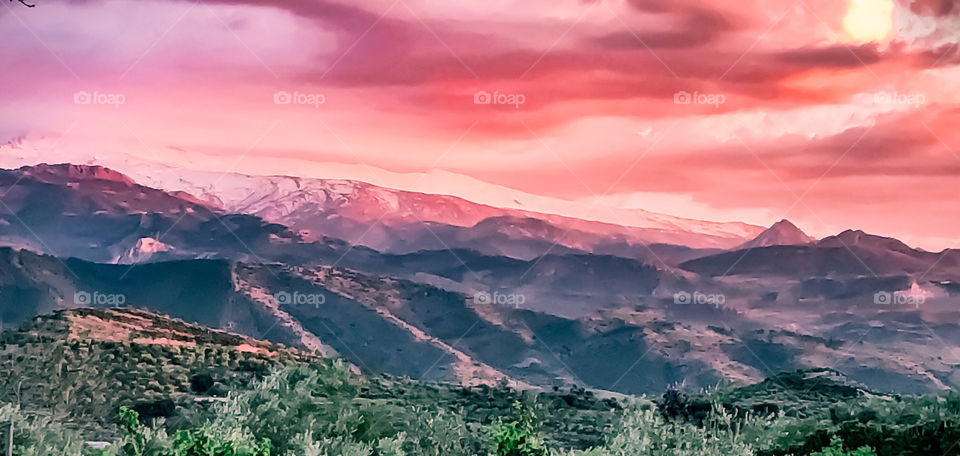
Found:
[2,309,960,456]
[0,307,313,436]
[0,243,956,395]
[0,308,621,450]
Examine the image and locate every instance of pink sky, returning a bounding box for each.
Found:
[1,0,960,250]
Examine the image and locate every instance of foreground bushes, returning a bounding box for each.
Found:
[582,405,757,456]
[5,364,960,455]
[762,391,960,456]
[0,404,94,456]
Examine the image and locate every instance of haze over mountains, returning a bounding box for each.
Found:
[0,160,957,395]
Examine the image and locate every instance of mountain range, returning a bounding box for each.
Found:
[128,165,764,260]
[0,161,957,395]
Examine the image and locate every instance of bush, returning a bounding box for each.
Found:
[0,404,94,456]
[761,391,960,455]
[595,403,757,456]
[188,364,479,456]
[110,405,270,456]
[810,436,876,456]
[169,427,270,456]
[488,401,549,456]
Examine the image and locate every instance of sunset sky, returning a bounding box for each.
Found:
[1,0,960,249]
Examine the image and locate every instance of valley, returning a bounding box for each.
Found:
[0,163,955,395]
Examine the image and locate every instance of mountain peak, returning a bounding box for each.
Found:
[818,229,915,253]
[836,228,866,237]
[737,219,814,249]
[18,163,136,186]
[771,219,800,230]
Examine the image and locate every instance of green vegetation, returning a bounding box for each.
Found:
[1,309,959,455]
[809,437,876,456]
[489,401,548,456]
[112,405,271,456]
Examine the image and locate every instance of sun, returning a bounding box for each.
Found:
[843,0,894,42]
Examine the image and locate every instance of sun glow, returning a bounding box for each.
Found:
[843,0,894,42]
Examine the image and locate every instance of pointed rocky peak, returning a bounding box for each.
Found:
[737,219,814,249]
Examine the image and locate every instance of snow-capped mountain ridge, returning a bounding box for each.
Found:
[128,167,764,250]
[0,136,763,251]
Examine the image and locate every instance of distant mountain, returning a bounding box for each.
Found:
[819,229,919,253]
[0,163,378,265]
[352,214,728,265]
[124,166,764,257]
[0,162,959,395]
[681,228,959,279]
[737,219,814,249]
[0,163,214,263]
[0,163,677,318]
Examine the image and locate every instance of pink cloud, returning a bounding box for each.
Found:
[1,0,959,249]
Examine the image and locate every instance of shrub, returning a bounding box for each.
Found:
[169,427,270,456]
[0,404,93,456]
[762,391,960,455]
[488,401,549,456]
[810,436,876,456]
[114,406,269,456]
[193,363,480,456]
[597,403,756,456]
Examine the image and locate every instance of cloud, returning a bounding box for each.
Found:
[897,0,960,49]
[2,0,960,248]
[774,44,885,67]
[596,1,737,50]
[907,0,958,16]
